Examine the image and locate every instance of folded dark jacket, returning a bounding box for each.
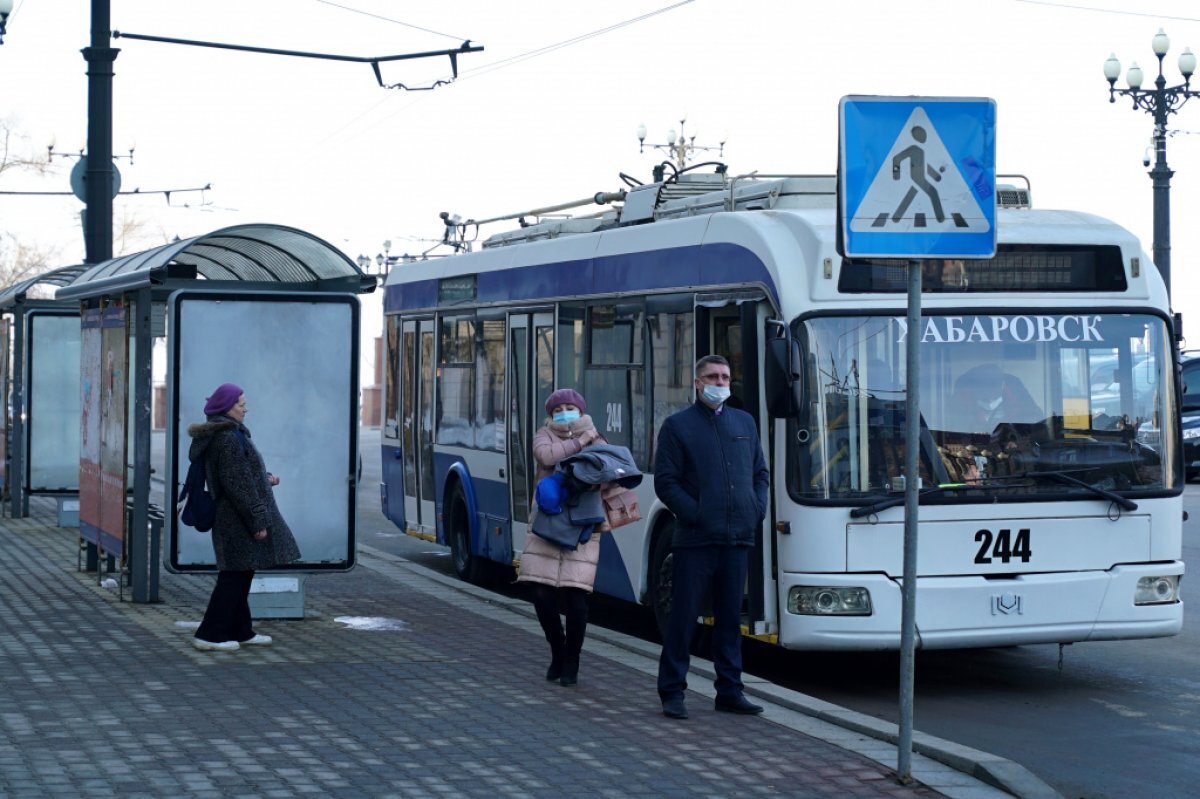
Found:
[531,488,605,550]
[561,444,643,488]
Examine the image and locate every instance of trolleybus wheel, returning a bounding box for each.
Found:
[649,520,676,637]
[649,518,714,654]
[447,482,484,584]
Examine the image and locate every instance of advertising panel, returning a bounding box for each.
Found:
[167,291,359,572]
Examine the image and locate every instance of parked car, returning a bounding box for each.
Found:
[1180,353,1200,480]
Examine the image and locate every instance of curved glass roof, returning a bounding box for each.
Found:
[56,223,375,301]
[0,263,91,310]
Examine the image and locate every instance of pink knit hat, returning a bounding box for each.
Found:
[544,387,586,415]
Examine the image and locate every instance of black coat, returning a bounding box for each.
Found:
[654,401,769,548]
[187,416,301,571]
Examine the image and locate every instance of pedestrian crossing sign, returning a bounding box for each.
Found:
[838,96,996,259]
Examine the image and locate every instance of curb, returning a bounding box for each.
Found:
[357,543,1063,799]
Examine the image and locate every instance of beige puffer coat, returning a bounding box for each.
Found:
[517,415,607,592]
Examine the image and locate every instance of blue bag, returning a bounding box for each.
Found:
[535,472,567,515]
[179,429,247,533]
[179,454,217,532]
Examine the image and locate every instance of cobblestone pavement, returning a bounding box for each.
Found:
[0,500,1001,799]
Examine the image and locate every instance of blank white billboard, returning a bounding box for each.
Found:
[27,312,81,492]
[166,291,359,572]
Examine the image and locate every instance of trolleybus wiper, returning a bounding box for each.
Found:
[1006,469,1138,511]
[849,481,982,519]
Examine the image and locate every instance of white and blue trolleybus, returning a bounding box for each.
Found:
[379,169,1183,650]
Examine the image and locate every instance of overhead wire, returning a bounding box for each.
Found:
[1012,0,1200,23]
[305,0,695,150]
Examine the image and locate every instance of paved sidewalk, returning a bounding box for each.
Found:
[1,499,1018,798]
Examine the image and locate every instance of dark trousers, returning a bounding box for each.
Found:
[657,545,749,701]
[531,585,589,658]
[196,570,255,644]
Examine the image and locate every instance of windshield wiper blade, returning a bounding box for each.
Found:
[1012,469,1138,511]
[849,482,981,519]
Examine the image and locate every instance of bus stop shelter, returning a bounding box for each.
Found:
[55,223,376,603]
[1,264,91,519]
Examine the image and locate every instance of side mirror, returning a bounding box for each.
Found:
[765,326,803,418]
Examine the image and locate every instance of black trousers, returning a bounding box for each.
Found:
[657,545,749,701]
[196,570,255,644]
[531,584,589,656]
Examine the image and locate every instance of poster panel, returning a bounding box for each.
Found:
[167,291,359,572]
[98,303,128,557]
[79,308,103,546]
[0,317,9,489]
[26,312,82,492]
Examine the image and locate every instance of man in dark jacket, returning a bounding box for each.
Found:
[655,355,769,719]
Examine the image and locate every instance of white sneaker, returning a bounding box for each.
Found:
[192,637,239,652]
[239,634,273,646]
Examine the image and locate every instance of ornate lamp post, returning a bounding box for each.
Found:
[637,117,726,172]
[0,0,14,45]
[1105,29,1199,301]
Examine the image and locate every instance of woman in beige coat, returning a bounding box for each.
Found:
[517,387,604,687]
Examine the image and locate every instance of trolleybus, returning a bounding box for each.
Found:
[379,168,1183,650]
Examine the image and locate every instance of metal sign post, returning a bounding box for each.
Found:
[838,95,996,783]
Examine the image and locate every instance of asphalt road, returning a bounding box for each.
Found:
[353,428,1196,799]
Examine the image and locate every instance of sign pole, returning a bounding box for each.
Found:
[837,94,995,785]
[897,259,922,782]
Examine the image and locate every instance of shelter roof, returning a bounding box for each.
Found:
[56,224,375,301]
[0,264,91,310]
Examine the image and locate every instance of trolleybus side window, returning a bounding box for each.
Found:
[402,322,417,499]
[476,317,505,452]
[437,315,475,447]
[584,301,648,469]
[383,316,400,440]
[557,303,585,391]
[647,295,695,470]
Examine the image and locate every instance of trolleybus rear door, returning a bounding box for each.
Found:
[507,311,554,556]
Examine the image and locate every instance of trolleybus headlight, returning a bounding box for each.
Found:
[787,586,872,615]
[1134,575,1180,605]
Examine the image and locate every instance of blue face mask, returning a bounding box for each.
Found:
[553,410,580,424]
[701,385,731,406]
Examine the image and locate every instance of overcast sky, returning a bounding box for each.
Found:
[4,0,1200,345]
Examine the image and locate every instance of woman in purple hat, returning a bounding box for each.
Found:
[516,387,605,687]
[186,383,300,652]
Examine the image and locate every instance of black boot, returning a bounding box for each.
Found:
[560,589,589,687]
[546,640,564,682]
[533,586,565,682]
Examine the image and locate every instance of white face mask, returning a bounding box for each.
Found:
[701,385,731,405]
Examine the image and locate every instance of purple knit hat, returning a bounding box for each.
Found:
[204,383,243,416]
[545,387,586,415]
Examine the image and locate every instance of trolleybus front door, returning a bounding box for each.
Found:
[507,311,554,558]
[401,318,437,537]
[697,292,774,636]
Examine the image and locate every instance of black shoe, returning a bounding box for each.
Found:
[559,655,579,687]
[714,694,764,715]
[546,655,563,682]
[661,695,688,719]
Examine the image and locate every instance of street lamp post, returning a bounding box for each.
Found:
[356,241,401,284]
[0,0,14,45]
[84,0,119,265]
[1105,29,1199,302]
[637,117,726,173]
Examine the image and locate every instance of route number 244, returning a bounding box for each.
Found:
[974,528,1032,564]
